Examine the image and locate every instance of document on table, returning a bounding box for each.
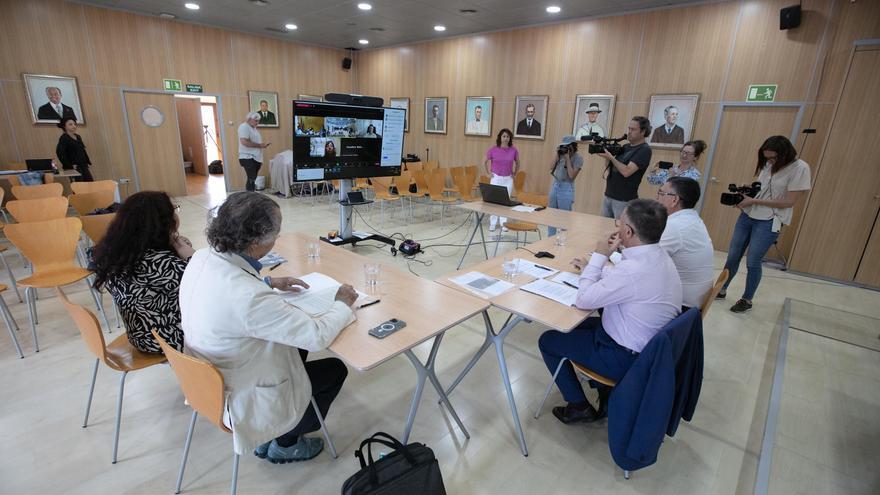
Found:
[511,205,538,212]
[551,271,580,288]
[512,258,558,278]
[450,271,515,298]
[279,272,376,315]
[519,279,578,307]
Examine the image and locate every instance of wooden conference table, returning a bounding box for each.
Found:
[455,200,611,269]
[436,213,614,456]
[268,233,489,443]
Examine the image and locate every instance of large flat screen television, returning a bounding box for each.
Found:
[291,100,405,182]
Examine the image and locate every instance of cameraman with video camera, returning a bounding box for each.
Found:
[547,135,583,236]
[599,116,653,219]
[719,135,811,313]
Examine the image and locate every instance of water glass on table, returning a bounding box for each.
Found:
[555,228,567,247]
[364,262,381,287]
[307,241,321,259]
[502,255,519,282]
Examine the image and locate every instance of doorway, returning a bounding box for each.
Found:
[174,94,226,199]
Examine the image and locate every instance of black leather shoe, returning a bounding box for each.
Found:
[552,403,600,424]
[596,390,609,420]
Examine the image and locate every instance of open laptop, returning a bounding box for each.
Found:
[25,159,56,173]
[479,183,521,207]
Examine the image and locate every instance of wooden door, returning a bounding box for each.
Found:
[791,46,880,283]
[124,92,186,197]
[175,97,208,175]
[699,107,799,250]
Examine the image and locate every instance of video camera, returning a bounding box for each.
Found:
[720,182,762,206]
[584,133,627,156]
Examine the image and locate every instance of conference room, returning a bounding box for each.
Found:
[1,0,878,494]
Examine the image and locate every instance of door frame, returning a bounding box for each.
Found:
[120,87,230,194]
[697,101,805,213]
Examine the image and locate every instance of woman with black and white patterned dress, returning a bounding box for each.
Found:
[92,191,195,353]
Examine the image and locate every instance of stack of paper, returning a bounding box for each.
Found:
[280,272,376,315]
[511,205,538,212]
[450,271,515,298]
[512,258,558,278]
[519,278,578,307]
[551,271,581,288]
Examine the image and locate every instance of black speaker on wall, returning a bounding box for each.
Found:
[780,4,801,30]
[342,57,352,70]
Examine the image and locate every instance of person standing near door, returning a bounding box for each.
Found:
[239,112,271,192]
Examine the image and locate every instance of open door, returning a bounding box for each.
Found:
[124,91,186,197]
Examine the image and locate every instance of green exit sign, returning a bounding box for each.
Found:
[747,84,777,102]
[163,78,182,91]
[186,84,203,93]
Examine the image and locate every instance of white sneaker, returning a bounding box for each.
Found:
[501,226,509,232]
[489,225,497,232]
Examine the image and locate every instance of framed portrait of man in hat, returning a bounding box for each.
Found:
[572,94,615,141]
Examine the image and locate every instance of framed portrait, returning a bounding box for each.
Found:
[23,73,85,125]
[513,95,548,140]
[572,95,615,141]
[298,94,323,102]
[424,97,447,134]
[248,90,279,127]
[464,96,493,137]
[389,97,410,132]
[647,94,700,149]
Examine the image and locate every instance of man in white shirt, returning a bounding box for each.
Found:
[655,176,715,308]
[238,112,271,191]
[574,102,606,141]
[466,105,489,135]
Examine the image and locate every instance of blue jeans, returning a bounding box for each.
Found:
[547,180,574,236]
[722,212,779,301]
[538,318,638,404]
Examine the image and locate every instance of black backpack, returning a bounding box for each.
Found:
[208,160,223,174]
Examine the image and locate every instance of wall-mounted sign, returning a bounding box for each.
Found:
[163,79,182,91]
[186,84,203,94]
[747,84,777,102]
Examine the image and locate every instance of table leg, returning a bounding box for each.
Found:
[401,334,470,444]
[457,212,488,270]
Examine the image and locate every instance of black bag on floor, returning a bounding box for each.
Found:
[208,160,223,174]
[342,432,446,495]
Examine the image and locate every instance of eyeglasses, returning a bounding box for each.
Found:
[656,190,678,199]
[680,151,695,156]
[614,218,634,231]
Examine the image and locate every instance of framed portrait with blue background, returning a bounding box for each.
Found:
[464,96,493,137]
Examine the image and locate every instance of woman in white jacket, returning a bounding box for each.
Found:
[180,192,358,464]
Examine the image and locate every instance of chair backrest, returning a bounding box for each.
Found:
[424,160,439,171]
[454,172,477,200]
[411,170,429,193]
[80,213,116,244]
[427,168,447,198]
[406,162,422,172]
[152,330,230,432]
[395,170,413,192]
[12,183,63,200]
[449,166,464,180]
[4,217,82,272]
[370,176,395,197]
[699,269,729,319]
[6,197,69,223]
[514,170,526,192]
[68,190,115,216]
[57,287,107,361]
[354,177,372,189]
[517,191,548,207]
[70,180,116,195]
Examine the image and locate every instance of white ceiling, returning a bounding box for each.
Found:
[72,0,703,50]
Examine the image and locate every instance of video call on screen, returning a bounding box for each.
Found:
[292,101,405,181]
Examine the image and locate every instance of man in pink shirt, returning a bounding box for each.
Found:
[538,199,682,424]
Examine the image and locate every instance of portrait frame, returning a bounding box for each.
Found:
[247,90,280,128]
[572,94,616,141]
[389,97,410,132]
[513,95,548,140]
[464,96,493,137]
[424,97,448,135]
[23,73,85,125]
[298,94,323,102]
[647,94,700,149]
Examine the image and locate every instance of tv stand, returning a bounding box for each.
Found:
[319,180,396,248]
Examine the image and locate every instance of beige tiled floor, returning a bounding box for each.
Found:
[1,189,878,494]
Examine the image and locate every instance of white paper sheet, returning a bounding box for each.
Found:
[551,271,581,288]
[519,279,578,307]
[279,272,375,315]
[258,251,287,268]
[449,271,515,298]
[510,205,537,212]
[512,258,558,278]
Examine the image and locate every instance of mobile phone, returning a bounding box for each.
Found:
[368,318,407,339]
[658,161,674,170]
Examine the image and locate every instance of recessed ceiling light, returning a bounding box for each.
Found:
[359,39,369,45]
[434,25,446,32]
[285,23,297,30]
[357,3,372,10]
[184,2,200,10]
[546,6,561,14]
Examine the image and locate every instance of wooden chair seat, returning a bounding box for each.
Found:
[504,221,538,232]
[16,266,92,288]
[104,333,167,372]
[572,362,618,387]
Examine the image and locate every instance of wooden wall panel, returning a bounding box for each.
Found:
[167,23,234,95]
[84,7,171,89]
[124,92,185,197]
[816,0,880,102]
[176,98,208,175]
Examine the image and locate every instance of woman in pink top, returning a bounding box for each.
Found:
[483,128,520,231]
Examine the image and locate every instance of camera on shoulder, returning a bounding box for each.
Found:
[584,133,627,156]
[720,182,762,205]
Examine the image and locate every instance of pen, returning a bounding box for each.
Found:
[268,261,286,271]
[563,281,578,289]
[533,264,552,271]
[359,299,381,308]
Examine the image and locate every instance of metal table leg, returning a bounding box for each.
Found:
[442,311,529,456]
[457,212,489,270]
[401,333,470,444]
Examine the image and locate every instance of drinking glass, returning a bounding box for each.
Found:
[555,228,567,247]
[364,263,381,287]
